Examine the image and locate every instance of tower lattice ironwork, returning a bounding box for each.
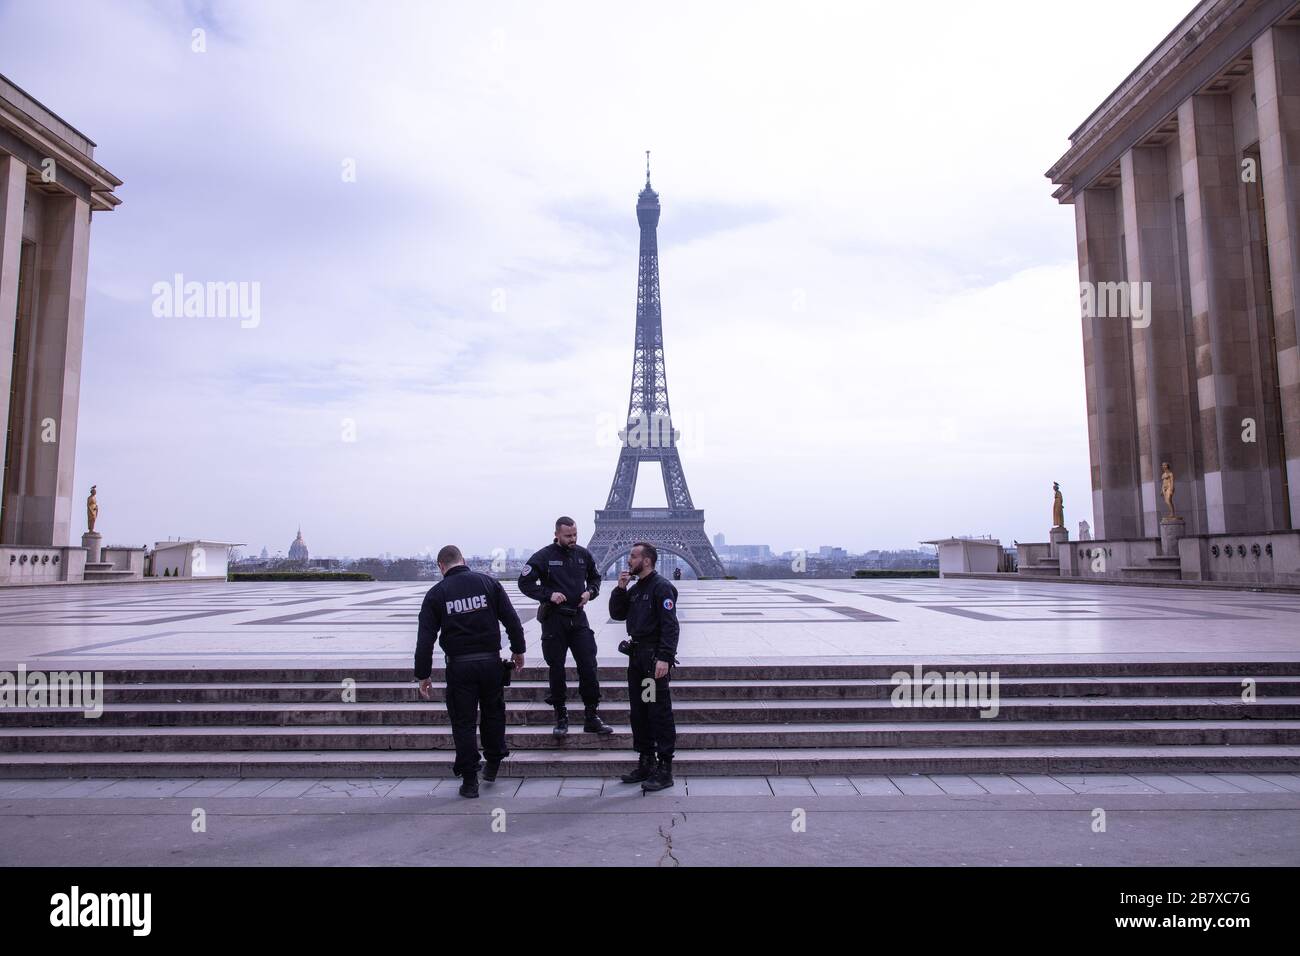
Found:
[587,156,725,579]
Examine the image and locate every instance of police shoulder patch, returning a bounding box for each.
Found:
[521,565,532,576]
[663,598,674,611]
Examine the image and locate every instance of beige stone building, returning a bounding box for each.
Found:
[0,74,121,583]
[1044,0,1300,586]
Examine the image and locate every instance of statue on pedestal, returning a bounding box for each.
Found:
[1052,482,1064,529]
[86,485,99,533]
[1160,462,1176,519]
[1078,519,1091,541]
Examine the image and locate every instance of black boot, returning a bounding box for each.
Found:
[583,711,614,735]
[552,707,569,737]
[458,772,480,798]
[620,753,656,784]
[641,755,674,792]
[482,758,501,783]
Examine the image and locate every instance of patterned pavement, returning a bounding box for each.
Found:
[1,576,1298,669]
[4,771,1300,799]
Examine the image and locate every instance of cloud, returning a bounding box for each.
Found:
[0,0,1190,555]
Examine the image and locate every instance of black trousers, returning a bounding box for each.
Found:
[540,611,601,711]
[444,657,507,776]
[627,645,675,757]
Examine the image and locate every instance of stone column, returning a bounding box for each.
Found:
[1160,515,1186,557]
[1120,145,1204,536]
[1076,186,1142,539]
[81,530,101,564]
[1254,25,1300,530]
[1048,526,1069,558]
[1177,93,1267,534]
[14,194,91,546]
[0,156,25,543]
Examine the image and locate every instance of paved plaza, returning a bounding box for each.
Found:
[2,576,1299,670]
[2,772,1298,866]
[2,577,1298,865]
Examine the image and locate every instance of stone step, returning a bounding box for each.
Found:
[88,675,1300,703]
[3,720,1297,752]
[6,697,1298,727]
[1122,566,1182,577]
[3,744,1299,777]
[10,663,1297,777]
[30,661,1300,682]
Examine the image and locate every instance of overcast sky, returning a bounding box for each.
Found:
[2,0,1194,558]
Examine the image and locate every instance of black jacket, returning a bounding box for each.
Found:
[414,565,525,679]
[517,541,602,607]
[608,570,680,662]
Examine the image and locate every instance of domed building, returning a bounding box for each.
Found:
[288,527,309,563]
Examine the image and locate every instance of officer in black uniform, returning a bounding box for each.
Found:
[518,516,614,737]
[609,541,680,791]
[415,544,525,798]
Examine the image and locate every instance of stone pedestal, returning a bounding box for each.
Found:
[1048,526,1069,558]
[81,531,102,564]
[1159,516,1186,556]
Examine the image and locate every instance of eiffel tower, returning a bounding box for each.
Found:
[587,155,726,579]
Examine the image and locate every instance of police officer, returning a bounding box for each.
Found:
[609,541,679,791]
[415,544,525,798]
[518,516,614,737]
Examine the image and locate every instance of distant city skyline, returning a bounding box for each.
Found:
[244,525,936,563]
[0,1,1192,556]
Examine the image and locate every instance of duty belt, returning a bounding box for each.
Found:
[444,651,501,664]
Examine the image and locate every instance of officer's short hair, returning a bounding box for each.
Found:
[632,541,658,566]
[555,516,576,531]
[436,545,463,566]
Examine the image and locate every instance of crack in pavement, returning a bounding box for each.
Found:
[657,812,683,867]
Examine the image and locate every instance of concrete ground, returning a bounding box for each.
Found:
[2,773,1298,866]
[3,578,1298,865]
[3,577,1300,669]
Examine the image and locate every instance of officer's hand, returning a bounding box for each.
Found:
[654,661,670,680]
[617,571,631,589]
[549,592,567,605]
[418,678,433,700]
[511,653,525,670]
[579,590,591,607]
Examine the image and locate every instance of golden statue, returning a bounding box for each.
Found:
[86,485,99,533]
[1052,482,1064,528]
[1160,462,1176,518]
